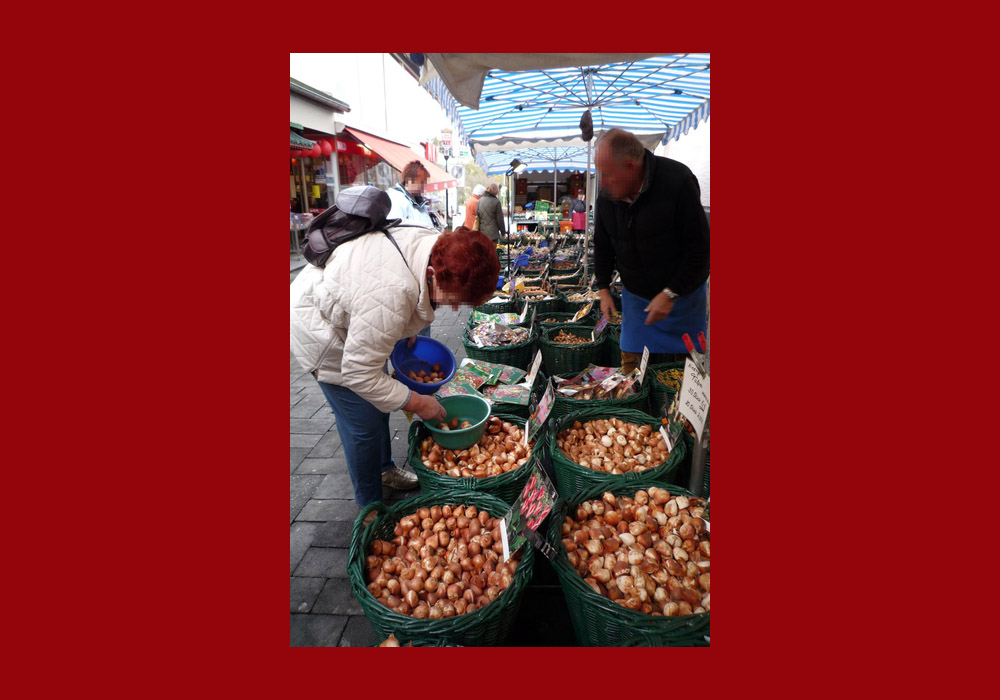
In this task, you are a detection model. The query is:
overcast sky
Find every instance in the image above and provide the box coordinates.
[290,53,456,151]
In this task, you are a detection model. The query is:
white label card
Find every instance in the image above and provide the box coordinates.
[518,301,529,324]
[499,516,511,561]
[528,308,537,338]
[523,349,543,389]
[637,347,650,385]
[659,425,674,451]
[678,357,710,441]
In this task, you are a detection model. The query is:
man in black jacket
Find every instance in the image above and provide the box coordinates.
[594,128,709,373]
[476,182,507,243]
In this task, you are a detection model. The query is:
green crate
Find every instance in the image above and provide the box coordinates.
[348,490,535,646]
[539,324,605,376]
[538,310,596,328]
[474,296,517,315]
[521,294,562,316]
[545,479,709,646]
[550,367,651,419]
[559,291,602,317]
[648,361,685,417]
[407,413,538,506]
[547,406,687,497]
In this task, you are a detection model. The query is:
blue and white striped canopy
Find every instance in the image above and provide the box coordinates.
[424,54,710,146]
[479,146,591,175]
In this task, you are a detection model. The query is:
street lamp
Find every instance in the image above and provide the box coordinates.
[503,159,528,282]
[443,147,452,230]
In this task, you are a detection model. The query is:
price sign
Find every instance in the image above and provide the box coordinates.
[678,357,710,441]
[500,463,559,561]
[571,302,593,323]
[528,307,537,338]
[637,346,650,384]
[659,424,674,451]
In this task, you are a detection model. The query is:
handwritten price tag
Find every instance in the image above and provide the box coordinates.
[571,302,593,323]
[637,346,650,384]
[678,357,710,441]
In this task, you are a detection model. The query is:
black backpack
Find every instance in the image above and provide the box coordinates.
[301,186,404,267]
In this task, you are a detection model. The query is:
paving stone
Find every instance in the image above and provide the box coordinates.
[312,578,363,615]
[311,519,354,547]
[307,431,344,459]
[290,613,348,647]
[290,376,315,388]
[290,396,329,419]
[291,433,322,449]
[290,447,311,474]
[291,476,323,522]
[293,546,351,578]
[296,499,360,522]
[290,576,326,613]
[290,522,318,573]
[338,615,378,647]
[294,455,348,476]
[312,471,357,500]
[291,416,336,434]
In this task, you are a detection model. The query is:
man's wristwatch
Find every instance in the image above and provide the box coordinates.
[662,287,679,300]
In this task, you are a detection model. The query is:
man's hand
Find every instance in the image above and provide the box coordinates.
[599,288,617,322]
[644,292,675,325]
[405,392,447,422]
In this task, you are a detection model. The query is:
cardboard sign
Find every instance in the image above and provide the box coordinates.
[500,463,559,562]
[637,346,651,385]
[591,316,609,342]
[518,300,530,324]
[678,357,710,441]
[571,302,593,323]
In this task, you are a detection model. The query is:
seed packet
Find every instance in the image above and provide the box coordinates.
[469,310,523,326]
[488,384,531,405]
[434,378,482,398]
[451,366,489,389]
[459,358,504,385]
[497,365,527,385]
[469,322,530,347]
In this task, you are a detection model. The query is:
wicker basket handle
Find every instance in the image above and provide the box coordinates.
[348,501,388,565]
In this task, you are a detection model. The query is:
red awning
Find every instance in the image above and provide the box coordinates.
[342,126,457,192]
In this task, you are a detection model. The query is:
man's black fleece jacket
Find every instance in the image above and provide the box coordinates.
[594,150,709,299]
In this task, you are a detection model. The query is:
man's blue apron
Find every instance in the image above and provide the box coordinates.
[619,283,708,354]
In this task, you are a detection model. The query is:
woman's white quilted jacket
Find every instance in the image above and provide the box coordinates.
[290,225,439,413]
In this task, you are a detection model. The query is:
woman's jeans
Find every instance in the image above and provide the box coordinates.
[315,379,397,507]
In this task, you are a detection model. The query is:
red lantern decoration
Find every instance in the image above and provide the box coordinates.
[310,143,322,158]
[320,139,333,156]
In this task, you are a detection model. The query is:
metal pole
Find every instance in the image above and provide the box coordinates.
[688,407,709,497]
[584,140,592,279]
[299,157,309,214]
[444,154,449,229]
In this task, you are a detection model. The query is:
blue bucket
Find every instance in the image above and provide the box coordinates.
[390,336,457,395]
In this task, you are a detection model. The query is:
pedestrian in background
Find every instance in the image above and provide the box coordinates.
[475,183,507,266]
[387,160,441,230]
[291,192,500,507]
[464,183,486,230]
[593,128,709,374]
[571,189,587,234]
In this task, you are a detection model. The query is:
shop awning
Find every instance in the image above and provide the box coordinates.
[291,128,316,150]
[471,131,665,174]
[342,126,457,192]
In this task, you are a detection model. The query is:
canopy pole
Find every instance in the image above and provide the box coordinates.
[584,140,592,280]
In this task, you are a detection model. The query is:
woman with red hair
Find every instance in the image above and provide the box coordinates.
[291,203,500,507]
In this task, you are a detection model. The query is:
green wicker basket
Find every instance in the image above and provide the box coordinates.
[560,291,602,317]
[370,637,464,647]
[648,361,685,417]
[539,324,605,376]
[407,413,538,505]
[550,368,651,419]
[621,631,710,647]
[547,406,687,497]
[548,268,583,286]
[348,490,535,647]
[521,294,562,316]
[545,479,709,646]
[462,325,538,370]
[475,295,517,315]
[538,310,596,328]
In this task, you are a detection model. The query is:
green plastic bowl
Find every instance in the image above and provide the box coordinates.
[422,395,491,450]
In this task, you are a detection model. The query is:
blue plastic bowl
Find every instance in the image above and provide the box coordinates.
[390,336,457,395]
